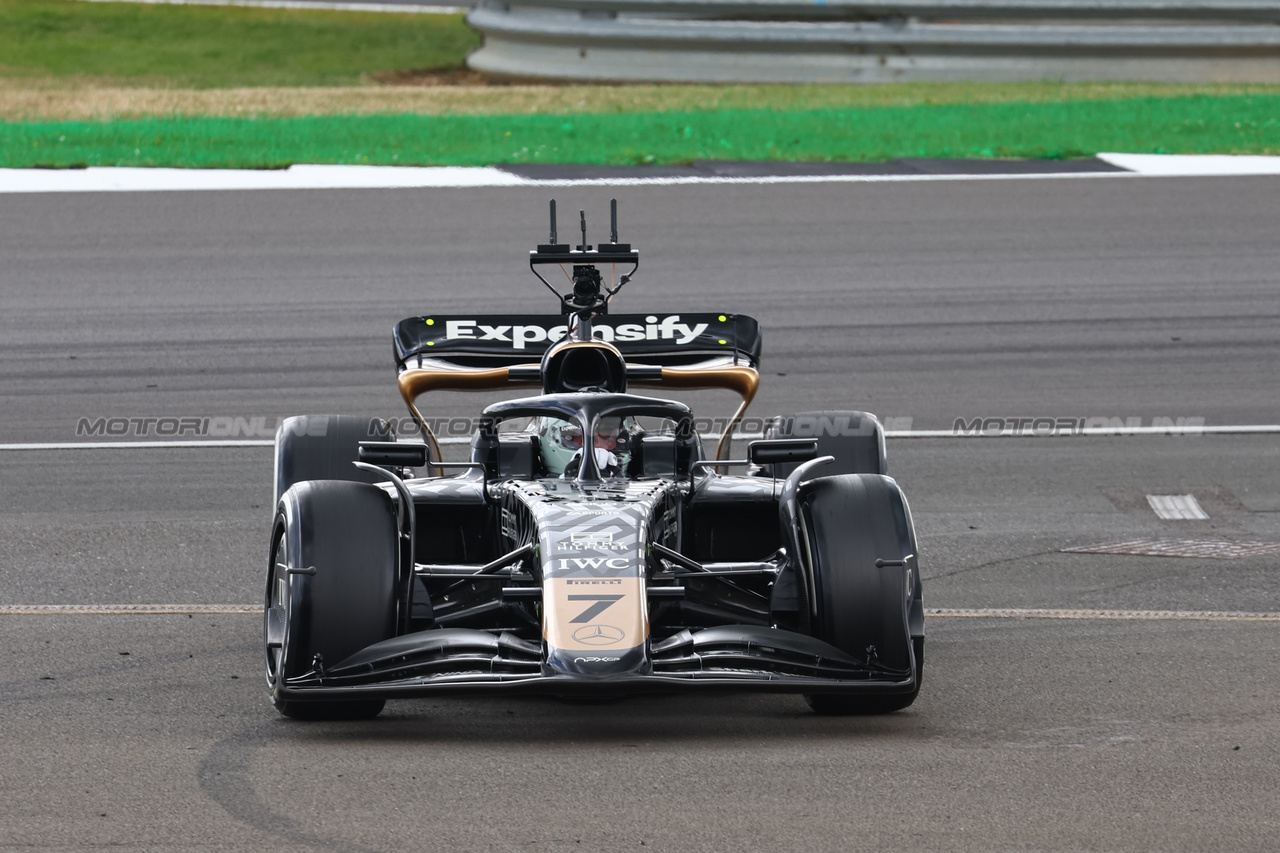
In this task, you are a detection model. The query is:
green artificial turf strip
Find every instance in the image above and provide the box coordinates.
[3,96,1278,168]
[0,0,478,87]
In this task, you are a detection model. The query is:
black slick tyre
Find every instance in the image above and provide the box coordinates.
[799,473,924,715]
[265,480,399,720]
[764,410,887,478]
[273,414,393,505]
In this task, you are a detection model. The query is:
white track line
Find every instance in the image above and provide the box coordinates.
[4,156,1280,194]
[0,440,274,451]
[0,167,1119,194]
[78,0,463,12]
[1097,153,1280,176]
[0,166,526,194]
[4,603,1276,621]
[4,424,1278,451]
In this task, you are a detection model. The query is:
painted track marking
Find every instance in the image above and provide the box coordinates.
[4,155,1280,195]
[1063,539,1280,560]
[1147,494,1210,520]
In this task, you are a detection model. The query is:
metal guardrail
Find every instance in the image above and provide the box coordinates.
[465,0,1280,82]
[478,0,1280,17]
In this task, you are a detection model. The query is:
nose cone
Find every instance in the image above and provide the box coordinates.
[534,493,656,680]
[545,640,648,677]
[542,575,650,678]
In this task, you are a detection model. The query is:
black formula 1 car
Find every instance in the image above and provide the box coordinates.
[265,201,923,719]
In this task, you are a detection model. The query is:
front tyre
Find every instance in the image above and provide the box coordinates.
[265,480,399,720]
[799,474,924,715]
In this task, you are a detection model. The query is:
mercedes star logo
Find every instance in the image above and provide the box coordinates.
[571,624,626,645]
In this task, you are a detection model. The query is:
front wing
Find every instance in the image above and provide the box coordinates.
[273,625,919,702]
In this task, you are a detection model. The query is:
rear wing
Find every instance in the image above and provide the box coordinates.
[394,313,761,371]
[393,312,762,461]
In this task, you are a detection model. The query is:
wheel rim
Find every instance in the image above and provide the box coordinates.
[264,527,289,688]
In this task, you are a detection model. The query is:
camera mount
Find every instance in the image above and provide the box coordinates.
[529,199,639,341]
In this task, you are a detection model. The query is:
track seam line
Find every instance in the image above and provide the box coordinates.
[3,604,1276,621]
[0,604,260,615]
[926,607,1280,622]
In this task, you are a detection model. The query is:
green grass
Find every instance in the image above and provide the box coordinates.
[0,0,479,87]
[2,0,1278,165]
[3,95,1278,167]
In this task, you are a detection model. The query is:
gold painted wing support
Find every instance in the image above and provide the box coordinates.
[397,360,759,462]
[627,364,760,461]
[398,364,541,462]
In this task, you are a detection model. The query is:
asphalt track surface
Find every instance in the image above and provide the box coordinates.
[2,176,1279,851]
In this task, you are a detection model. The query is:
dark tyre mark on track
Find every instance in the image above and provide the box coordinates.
[198,721,390,853]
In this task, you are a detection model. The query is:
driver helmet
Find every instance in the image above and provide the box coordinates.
[539,416,636,477]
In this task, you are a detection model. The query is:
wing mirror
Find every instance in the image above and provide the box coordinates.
[748,439,818,465]
[358,441,428,468]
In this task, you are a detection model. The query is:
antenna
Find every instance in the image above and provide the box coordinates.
[610,198,618,244]
[578,209,589,252]
[549,199,557,245]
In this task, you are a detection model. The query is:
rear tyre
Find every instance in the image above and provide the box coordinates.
[273,414,394,506]
[763,410,886,478]
[265,480,399,720]
[799,474,923,716]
